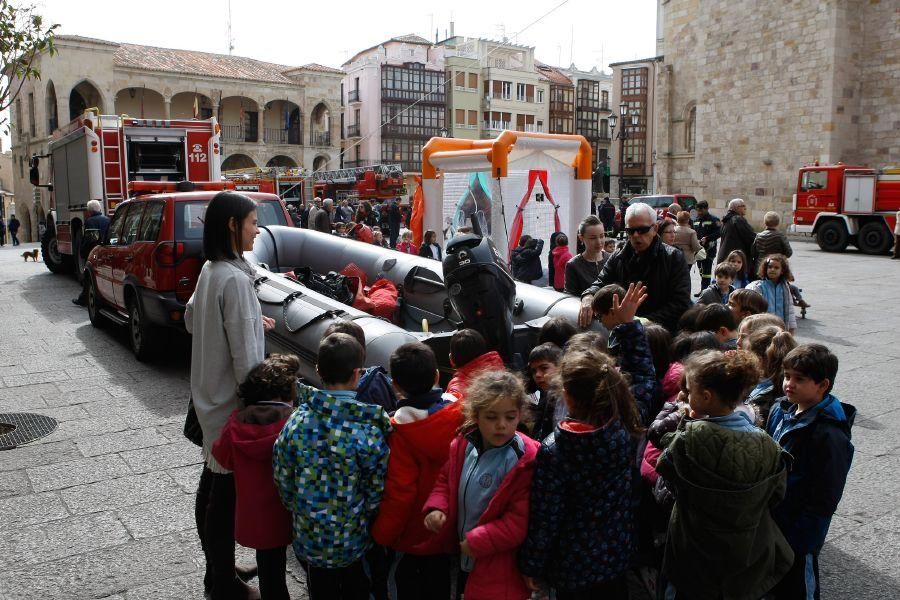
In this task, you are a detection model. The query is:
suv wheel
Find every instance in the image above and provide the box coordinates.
[86,276,105,328]
[128,298,157,362]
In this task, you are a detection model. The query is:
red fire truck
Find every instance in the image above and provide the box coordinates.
[29,109,226,278]
[792,163,900,254]
[312,164,405,203]
[224,167,305,207]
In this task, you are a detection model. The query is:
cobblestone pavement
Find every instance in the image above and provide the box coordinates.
[0,239,898,599]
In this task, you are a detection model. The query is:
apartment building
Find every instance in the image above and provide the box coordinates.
[341,35,447,173]
[609,57,662,197]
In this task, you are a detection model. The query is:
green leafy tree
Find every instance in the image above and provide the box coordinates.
[0,0,59,132]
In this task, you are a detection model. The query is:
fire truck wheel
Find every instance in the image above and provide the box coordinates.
[857,222,892,255]
[815,220,848,252]
[73,229,87,284]
[86,276,106,329]
[41,229,73,274]
[128,298,157,362]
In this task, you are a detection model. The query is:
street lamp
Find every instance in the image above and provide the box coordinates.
[608,101,640,198]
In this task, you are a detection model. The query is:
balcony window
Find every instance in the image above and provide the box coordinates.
[537,89,544,103]
[516,83,526,102]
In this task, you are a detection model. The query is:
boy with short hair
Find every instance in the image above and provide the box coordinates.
[371,342,460,598]
[767,344,855,600]
[528,342,564,441]
[273,333,391,600]
[727,288,769,325]
[694,303,739,348]
[590,283,628,332]
[324,320,397,412]
[445,329,504,401]
[697,262,736,305]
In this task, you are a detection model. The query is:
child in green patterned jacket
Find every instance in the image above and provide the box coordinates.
[273,333,391,600]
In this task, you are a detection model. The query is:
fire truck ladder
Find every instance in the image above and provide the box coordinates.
[311,163,402,184]
[101,125,124,203]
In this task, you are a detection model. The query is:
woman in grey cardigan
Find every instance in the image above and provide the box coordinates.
[185,191,274,599]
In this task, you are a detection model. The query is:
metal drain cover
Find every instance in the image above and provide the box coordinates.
[0,413,59,450]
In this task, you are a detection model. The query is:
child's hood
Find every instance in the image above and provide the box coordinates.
[772,393,856,438]
[551,245,571,258]
[391,400,462,460]
[223,408,292,461]
[455,351,505,380]
[300,383,391,431]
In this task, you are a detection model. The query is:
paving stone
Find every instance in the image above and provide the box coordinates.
[0,382,60,402]
[0,468,31,498]
[75,427,170,457]
[60,471,184,515]
[124,572,207,600]
[2,371,71,388]
[0,439,83,473]
[0,393,48,412]
[118,493,197,539]
[41,387,114,408]
[167,464,202,494]
[1,534,197,600]
[28,404,90,422]
[31,415,131,446]
[22,356,93,374]
[27,454,132,492]
[119,441,203,474]
[0,364,26,377]
[54,374,134,396]
[0,491,69,531]
[0,511,130,569]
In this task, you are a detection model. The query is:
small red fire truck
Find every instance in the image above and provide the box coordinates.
[312,164,406,203]
[30,109,226,278]
[224,167,305,207]
[792,163,900,254]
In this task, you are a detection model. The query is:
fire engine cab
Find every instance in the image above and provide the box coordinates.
[29,109,225,278]
[792,163,900,254]
[312,163,405,203]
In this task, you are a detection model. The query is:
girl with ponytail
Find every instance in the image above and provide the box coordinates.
[520,348,642,598]
[743,326,798,427]
[655,349,793,599]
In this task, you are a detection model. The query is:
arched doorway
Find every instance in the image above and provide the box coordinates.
[312,155,330,172]
[221,154,257,172]
[69,80,104,120]
[266,155,299,168]
[170,91,214,119]
[219,96,260,143]
[263,100,302,145]
[34,202,46,240]
[310,102,331,146]
[114,87,166,119]
[15,202,33,243]
[46,80,59,133]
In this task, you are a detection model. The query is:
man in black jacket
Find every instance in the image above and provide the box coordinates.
[715,198,757,270]
[578,202,691,332]
[693,200,721,291]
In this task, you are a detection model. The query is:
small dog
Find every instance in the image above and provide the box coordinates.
[21,249,40,262]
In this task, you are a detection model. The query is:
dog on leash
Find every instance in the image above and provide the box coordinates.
[21,249,40,262]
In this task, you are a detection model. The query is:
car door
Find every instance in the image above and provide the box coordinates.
[94,206,129,304]
[134,201,165,289]
[113,203,147,309]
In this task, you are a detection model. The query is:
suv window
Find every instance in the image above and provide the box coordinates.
[176,199,287,240]
[106,205,129,245]
[120,203,146,245]
[139,201,165,241]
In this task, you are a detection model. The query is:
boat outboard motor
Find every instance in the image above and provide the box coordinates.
[442,212,516,362]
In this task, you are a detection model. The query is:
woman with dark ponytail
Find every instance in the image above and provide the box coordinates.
[520,348,642,599]
[655,350,794,599]
[743,326,798,427]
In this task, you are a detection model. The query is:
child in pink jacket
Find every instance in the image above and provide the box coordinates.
[423,370,538,600]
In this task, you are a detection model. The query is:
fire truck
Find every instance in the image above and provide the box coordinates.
[312,163,405,203]
[792,163,900,254]
[224,167,305,207]
[29,109,226,278]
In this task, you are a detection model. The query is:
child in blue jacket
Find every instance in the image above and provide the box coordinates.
[767,343,855,600]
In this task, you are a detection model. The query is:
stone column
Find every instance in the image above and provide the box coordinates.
[163,99,171,119]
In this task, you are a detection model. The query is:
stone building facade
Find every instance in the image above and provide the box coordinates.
[653,0,900,225]
[8,35,342,241]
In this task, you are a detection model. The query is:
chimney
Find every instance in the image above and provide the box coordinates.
[435,28,439,43]
[450,21,455,37]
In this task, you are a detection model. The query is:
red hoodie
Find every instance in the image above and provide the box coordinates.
[212,404,294,549]
[423,432,539,600]
[552,245,573,290]
[371,399,463,553]
[445,351,505,402]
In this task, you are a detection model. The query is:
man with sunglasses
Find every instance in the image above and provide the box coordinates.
[578,202,691,332]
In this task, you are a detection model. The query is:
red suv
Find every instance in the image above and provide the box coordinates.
[84,191,291,360]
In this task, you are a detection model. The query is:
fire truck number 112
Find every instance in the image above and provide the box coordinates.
[190,144,207,163]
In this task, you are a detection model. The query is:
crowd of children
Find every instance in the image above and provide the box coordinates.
[207,269,853,600]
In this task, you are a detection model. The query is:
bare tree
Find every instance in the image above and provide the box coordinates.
[0,0,59,132]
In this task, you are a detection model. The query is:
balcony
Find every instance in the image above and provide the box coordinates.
[382,88,445,104]
[221,125,258,143]
[382,124,439,139]
[310,131,331,147]
[263,127,302,145]
[349,89,360,103]
[347,124,360,138]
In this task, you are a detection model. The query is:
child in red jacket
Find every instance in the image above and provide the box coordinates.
[371,342,462,599]
[445,329,505,402]
[551,234,573,292]
[212,354,298,600]
[423,370,538,600]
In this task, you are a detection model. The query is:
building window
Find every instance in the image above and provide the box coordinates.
[601,90,609,109]
[501,81,511,100]
[537,119,544,132]
[622,67,648,96]
[623,137,645,168]
[28,93,36,137]
[516,83,526,101]
[456,108,465,125]
[686,106,696,153]
[467,110,477,128]
[468,72,478,90]
[15,100,22,139]
[537,89,544,103]
[455,71,466,89]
